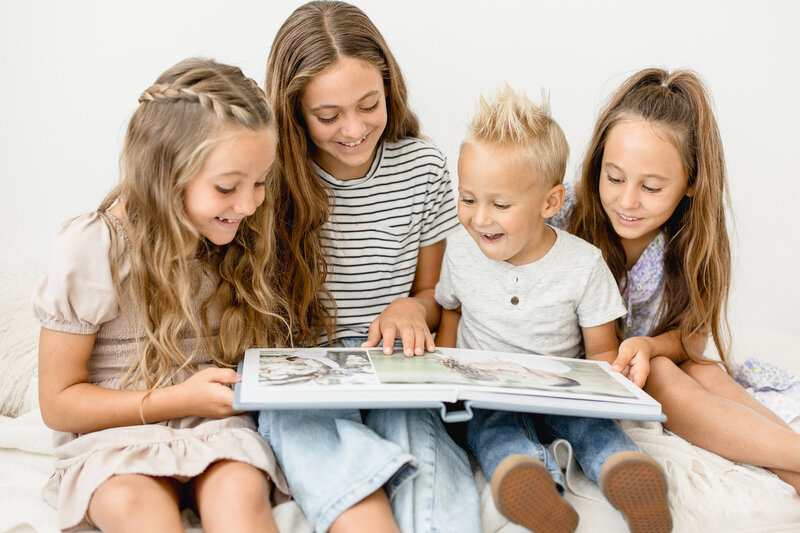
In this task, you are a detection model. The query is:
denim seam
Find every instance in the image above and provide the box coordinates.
[420,411,436,533]
[313,454,416,533]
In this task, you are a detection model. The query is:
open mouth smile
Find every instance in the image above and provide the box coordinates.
[338,133,368,148]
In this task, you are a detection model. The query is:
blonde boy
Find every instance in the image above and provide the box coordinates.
[434,86,672,533]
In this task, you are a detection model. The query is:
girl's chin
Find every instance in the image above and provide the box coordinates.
[613,224,662,245]
[614,226,645,240]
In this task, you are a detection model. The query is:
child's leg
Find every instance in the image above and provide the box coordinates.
[648,357,800,492]
[329,489,398,533]
[540,415,672,533]
[467,408,563,485]
[538,413,638,482]
[366,408,482,533]
[258,408,412,533]
[88,474,182,533]
[192,459,278,533]
[468,409,578,533]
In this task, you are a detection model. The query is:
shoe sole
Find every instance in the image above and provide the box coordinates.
[492,455,578,533]
[600,452,673,533]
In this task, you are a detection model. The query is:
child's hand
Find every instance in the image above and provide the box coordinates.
[362,297,434,357]
[178,367,242,418]
[611,336,653,388]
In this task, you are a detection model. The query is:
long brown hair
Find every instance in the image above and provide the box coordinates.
[100,57,290,389]
[265,0,420,345]
[571,68,731,365]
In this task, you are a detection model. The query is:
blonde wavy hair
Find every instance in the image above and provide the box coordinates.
[99,57,290,389]
[464,84,569,187]
[265,0,420,345]
[570,68,731,366]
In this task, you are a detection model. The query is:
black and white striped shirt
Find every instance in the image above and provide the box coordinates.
[315,139,459,342]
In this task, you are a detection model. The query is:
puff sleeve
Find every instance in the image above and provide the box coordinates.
[31,212,129,334]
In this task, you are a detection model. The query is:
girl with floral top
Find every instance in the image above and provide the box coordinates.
[551,67,800,493]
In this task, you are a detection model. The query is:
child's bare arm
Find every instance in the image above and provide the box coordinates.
[435,307,461,348]
[408,239,447,329]
[38,328,241,434]
[363,240,445,356]
[584,321,652,388]
[583,321,647,388]
[615,329,708,369]
[582,321,619,363]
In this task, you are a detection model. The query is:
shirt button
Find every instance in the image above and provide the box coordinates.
[510,296,519,305]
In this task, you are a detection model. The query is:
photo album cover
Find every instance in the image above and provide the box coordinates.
[233,347,665,422]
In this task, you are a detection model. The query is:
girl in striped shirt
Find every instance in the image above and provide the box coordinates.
[257,2,480,532]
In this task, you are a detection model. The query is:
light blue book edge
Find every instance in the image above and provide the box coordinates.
[232,349,667,423]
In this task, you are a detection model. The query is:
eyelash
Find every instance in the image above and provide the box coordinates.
[460,198,510,210]
[317,102,380,124]
[606,175,661,193]
[215,181,265,194]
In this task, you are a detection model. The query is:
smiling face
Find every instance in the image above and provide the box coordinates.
[598,119,691,262]
[457,141,562,266]
[183,127,276,245]
[299,56,388,180]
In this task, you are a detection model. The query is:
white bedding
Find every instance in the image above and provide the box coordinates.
[3,403,800,533]
[2,260,800,533]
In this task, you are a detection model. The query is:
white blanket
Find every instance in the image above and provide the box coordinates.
[3,407,800,533]
[2,260,800,532]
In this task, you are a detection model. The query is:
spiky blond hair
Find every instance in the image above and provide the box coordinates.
[464,84,569,187]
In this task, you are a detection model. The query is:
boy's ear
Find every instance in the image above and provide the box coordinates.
[542,184,565,218]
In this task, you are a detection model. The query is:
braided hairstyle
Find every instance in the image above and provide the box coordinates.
[99,58,290,390]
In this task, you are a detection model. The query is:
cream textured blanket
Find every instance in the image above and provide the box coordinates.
[2,258,800,532]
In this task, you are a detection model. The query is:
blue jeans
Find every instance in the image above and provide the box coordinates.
[258,338,481,533]
[467,408,641,492]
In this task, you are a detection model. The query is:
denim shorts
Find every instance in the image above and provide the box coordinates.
[258,337,481,533]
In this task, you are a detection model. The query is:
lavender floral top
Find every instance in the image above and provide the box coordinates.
[549,182,665,338]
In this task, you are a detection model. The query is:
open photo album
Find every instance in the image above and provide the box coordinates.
[233,347,665,422]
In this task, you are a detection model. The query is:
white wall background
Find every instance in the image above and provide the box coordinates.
[1,0,798,360]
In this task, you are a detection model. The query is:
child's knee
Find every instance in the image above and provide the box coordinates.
[681,359,726,383]
[645,356,683,395]
[201,461,271,508]
[90,474,178,524]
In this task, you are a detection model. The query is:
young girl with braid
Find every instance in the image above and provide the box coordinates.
[551,67,800,494]
[34,58,291,532]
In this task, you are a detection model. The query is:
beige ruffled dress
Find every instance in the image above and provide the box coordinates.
[31,212,288,531]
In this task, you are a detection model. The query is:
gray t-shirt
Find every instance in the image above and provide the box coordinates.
[435,225,626,358]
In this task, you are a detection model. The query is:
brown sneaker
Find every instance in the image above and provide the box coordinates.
[491,454,578,533]
[600,451,672,533]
